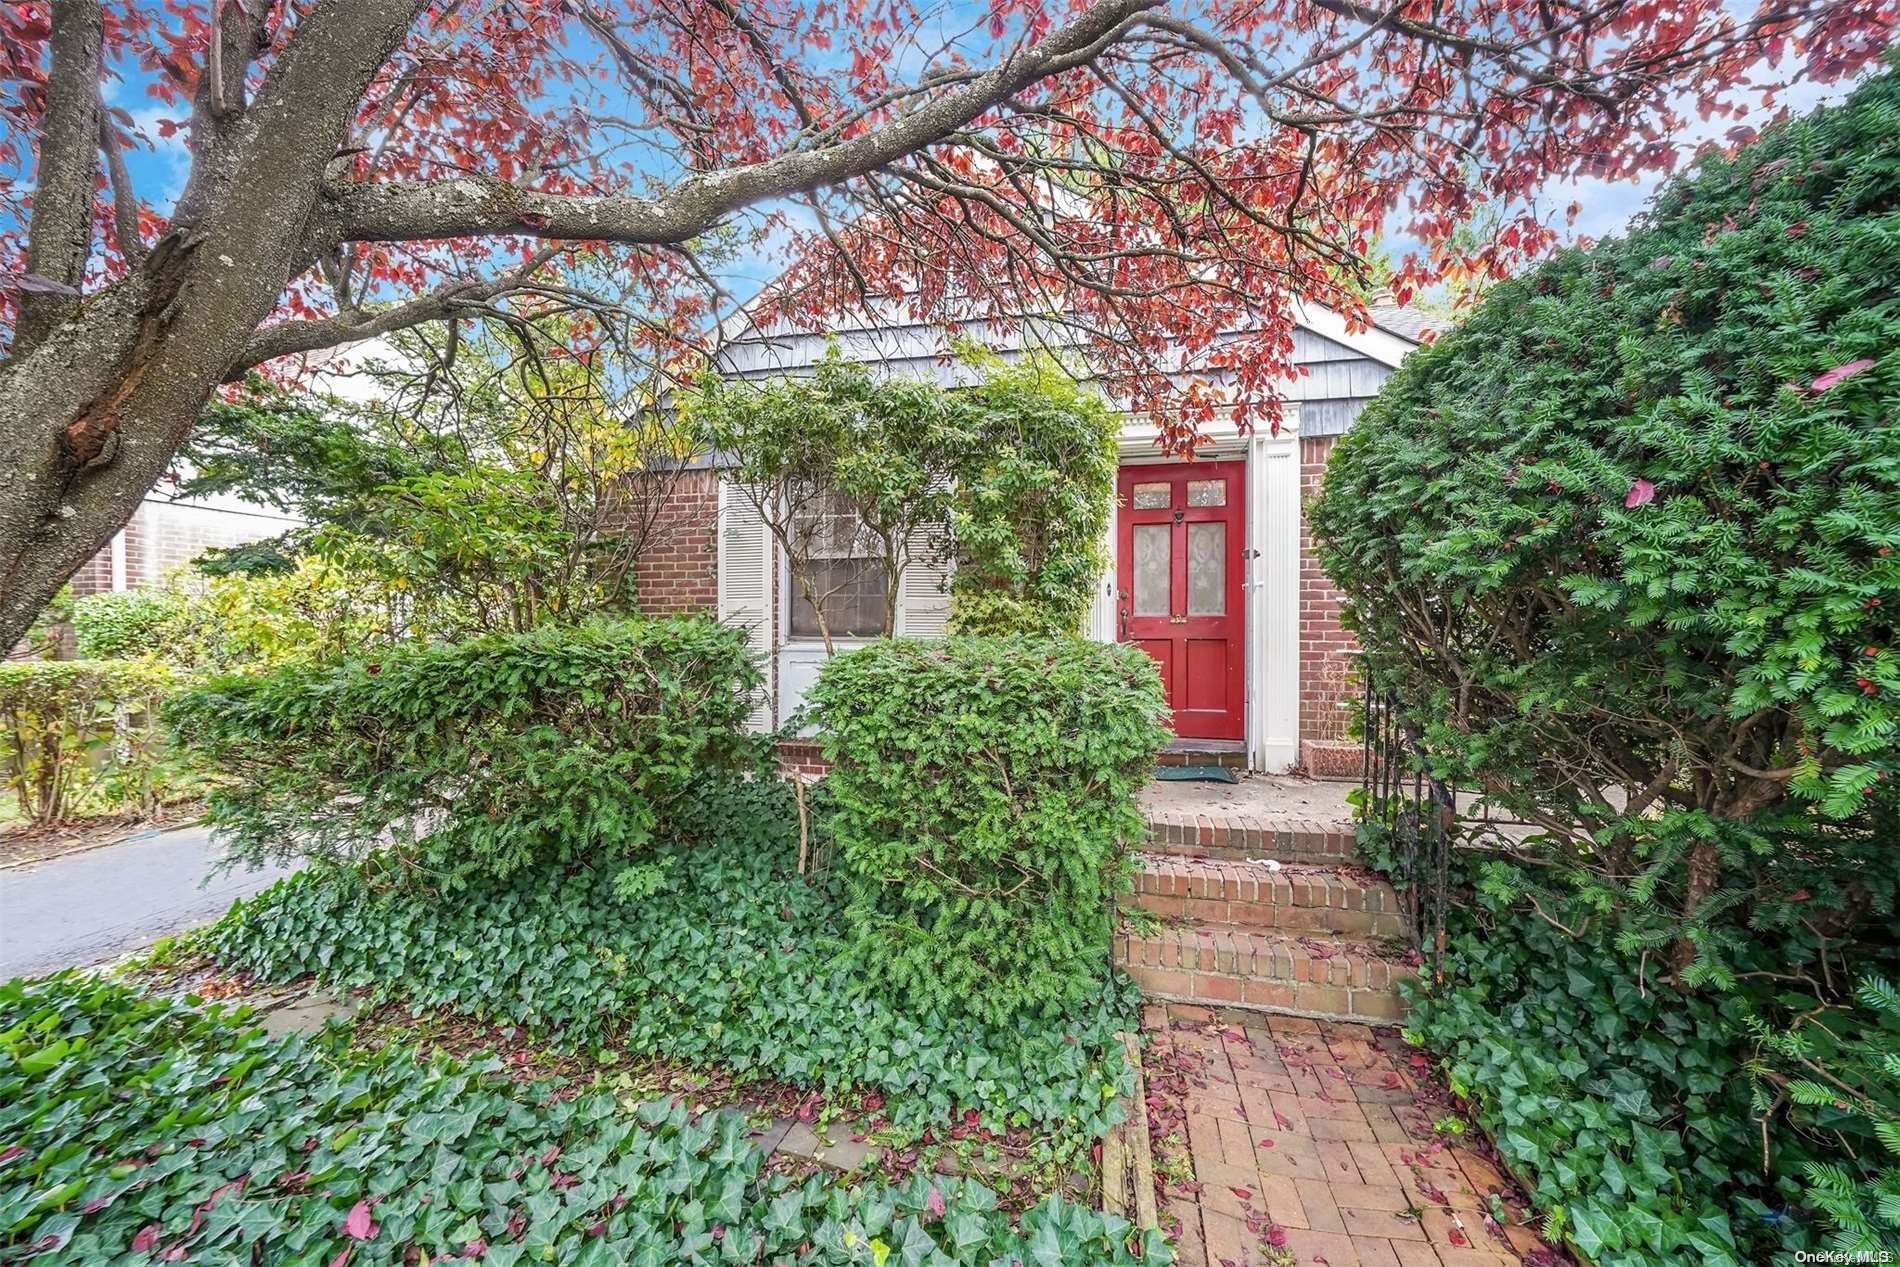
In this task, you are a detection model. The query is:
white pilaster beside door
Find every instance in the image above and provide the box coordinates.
[1249,430,1302,772]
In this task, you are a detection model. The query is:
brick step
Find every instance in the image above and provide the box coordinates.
[1114,926,1415,1025]
[1128,855,1405,939]
[1143,810,1360,866]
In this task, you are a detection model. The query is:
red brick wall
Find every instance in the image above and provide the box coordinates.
[776,739,829,779]
[68,546,114,598]
[143,508,253,576]
[1298,436,1360,773]
[628,469,720,616]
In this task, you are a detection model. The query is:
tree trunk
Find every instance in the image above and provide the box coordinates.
[0,0,432,649]
[1672,773,1787,972]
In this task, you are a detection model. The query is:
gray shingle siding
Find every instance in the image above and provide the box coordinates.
[709,318,1401,428]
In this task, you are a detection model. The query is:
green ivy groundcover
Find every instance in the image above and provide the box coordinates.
[0,974,1170,1266]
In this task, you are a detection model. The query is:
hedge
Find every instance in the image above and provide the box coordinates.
[807,636,1170,1023]
[69,590,189,661]
[1311,67,1900,967]
[165,617,761,887]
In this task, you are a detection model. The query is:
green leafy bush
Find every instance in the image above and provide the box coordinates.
[943,353,1119,636]
[167,618,760,886]
[0,660,181,824]
[204,780,1140,1170]
[1401,845,1900,1266]
[1313,72,1900,962]
[808,636,1169,1023]
[0,973,1167,1265]
[69,590,188,660]
[173,556,428,672]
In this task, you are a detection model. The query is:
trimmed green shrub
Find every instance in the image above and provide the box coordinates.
[0,659,179,824]
[1313,70,1900,967]
[166,617,760,887]
[807,636,1170,1023]
[70,589,188,660]
[204,779,1140,1170]
[0,973,1168,1265]
[943,353,1119,636]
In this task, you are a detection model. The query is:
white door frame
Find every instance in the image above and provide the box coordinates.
[1097,413,1302,770]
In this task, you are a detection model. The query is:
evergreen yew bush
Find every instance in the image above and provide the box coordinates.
[807,636,1169,1022]
[1317,71,1900,1262]
[1313,69,1900,965]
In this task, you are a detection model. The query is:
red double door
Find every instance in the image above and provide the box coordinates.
[1116,461,1246,741]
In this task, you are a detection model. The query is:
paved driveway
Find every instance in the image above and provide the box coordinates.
[0,825,291,979]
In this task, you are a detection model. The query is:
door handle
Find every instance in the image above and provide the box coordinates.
[1119,607,1129,638]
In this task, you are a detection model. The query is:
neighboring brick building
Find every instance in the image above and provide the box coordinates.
[634,298,1443,777]
[66,498,301,598]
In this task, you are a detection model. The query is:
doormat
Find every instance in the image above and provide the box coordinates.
[1153,764,1239,784]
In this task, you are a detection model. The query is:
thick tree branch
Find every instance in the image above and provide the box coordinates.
[17,0,105,349]
[326,0,1159,246]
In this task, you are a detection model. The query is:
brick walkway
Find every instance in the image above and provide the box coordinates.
[1142,1006,1561,1267]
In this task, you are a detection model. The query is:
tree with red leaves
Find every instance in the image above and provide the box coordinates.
[0,0,1892,646]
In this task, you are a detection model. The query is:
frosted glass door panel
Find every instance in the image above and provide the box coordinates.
[1187,521,1225,615]
[1133,524,1171,616]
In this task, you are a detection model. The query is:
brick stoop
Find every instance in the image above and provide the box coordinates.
[1114,925,1414,1025]
[1143,808,1360,866]
[1128,855,1405,940]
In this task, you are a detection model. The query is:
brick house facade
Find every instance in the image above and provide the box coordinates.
[1297,434,1362,777]
[628,469,722,617]
[633,300,1440,777]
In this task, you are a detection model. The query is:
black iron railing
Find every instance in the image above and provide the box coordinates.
[1359,689,1457,979]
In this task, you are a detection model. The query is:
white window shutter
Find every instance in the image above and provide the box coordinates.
[717,479,775,731]
[895,516,953,638]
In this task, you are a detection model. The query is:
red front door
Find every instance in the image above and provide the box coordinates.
[1116,461,1246,741]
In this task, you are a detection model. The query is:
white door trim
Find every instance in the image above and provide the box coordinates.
[1250,433,1302,772]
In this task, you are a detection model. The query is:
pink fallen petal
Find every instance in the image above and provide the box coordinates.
[342,1201,378,1241]
[1811,358,1875,393]
[131,1225,162,1253]
[926,1187,946,1219]
[1624,478,1656,509]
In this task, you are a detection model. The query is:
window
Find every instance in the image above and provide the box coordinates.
[788,491,889,639]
